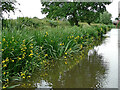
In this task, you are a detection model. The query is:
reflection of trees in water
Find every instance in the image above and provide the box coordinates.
[50,49,108,88]
[9,49,108,88]
[27,49,108,88]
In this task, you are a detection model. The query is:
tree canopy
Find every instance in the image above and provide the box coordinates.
[99,11,112,24]
[1,1,17,13]
[41,2,111,26]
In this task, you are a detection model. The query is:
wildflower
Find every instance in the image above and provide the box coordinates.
[65,52,67,55]
[22,54,25,57]
[43,60,46,63]
[5,57,9,62]
[75,37,77,39]
[3,86,6,89]
[69,48,71,51]
[46,32,48,35]
[31,39,33,41]
[72,36,74,38]
[12,60,14,62]
[60,43,62,46]
[22,76,25,79]
[64,56,67,59]
[81,45,83,49]
[40,47,42,50]
[30,50,33,53]
[2,49,4,51]
[23,40,25,43]
[3,72,6,75]
[30,43,33,46]
[60,43,64,46]
[2,38,5,42]
[30,46,33,49]
[22,44,25,47]
[21,48,23,51]
[2,60,5,63]
[28,84,31,86]
[0,42,1,44]
[6,79,9,82]
[22,48,25,51]
[65,62,67,64]
[21,73,25,76]
[81,37,83,39]
[12,39,14,41]
[3,64,7,67]
[27,76,31,78]
[18,57,22,60]
[29,53,33,57]
[40,62,43,64]
[45,54,48,57]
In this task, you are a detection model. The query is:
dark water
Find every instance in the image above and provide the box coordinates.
[9,29,118,88]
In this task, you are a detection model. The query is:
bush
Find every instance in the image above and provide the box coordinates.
[1,18,113,89]
[47,19,58,27]
[99,11,112,25]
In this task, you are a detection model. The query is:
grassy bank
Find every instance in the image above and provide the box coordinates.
[1,17,115,88]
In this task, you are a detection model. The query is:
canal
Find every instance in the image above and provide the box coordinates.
[9,29,118,88]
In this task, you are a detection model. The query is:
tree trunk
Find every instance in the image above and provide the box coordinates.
[75,20,79,26]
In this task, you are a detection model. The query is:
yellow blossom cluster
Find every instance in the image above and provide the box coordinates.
[60,43,64,46]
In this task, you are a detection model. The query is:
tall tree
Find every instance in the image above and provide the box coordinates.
[0,1,19,18]
[41,2,111,26]
[99,11,112,24]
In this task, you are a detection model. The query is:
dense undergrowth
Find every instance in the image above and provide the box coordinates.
[0,17,115,89]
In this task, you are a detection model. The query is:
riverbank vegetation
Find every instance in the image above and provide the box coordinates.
[1,17,115,88]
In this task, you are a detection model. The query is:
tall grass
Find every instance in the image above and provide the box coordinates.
[1,17,114,88]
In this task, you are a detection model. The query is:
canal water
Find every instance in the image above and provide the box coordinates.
[10,29,118,88]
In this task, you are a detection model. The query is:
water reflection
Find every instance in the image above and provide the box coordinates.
[50,50,108,88]
[20,49,108,88]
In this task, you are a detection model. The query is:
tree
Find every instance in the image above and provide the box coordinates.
[99,11,112,24]
[0,1,19,18]
[41,2,111,26]
[2,2,16,13]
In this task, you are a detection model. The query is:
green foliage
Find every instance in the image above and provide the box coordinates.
[99,11,112,24]
[41,2,111,26]
[1,18,114,88]
[2,17,40,29]
[1,1,17,14]
[47,19,58,27]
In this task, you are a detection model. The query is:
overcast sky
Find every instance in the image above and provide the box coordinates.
[3,0,120,20]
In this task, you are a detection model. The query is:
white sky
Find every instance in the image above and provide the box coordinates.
[3,0,120,20]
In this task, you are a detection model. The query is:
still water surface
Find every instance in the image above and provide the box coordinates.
[11,29,118,88]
